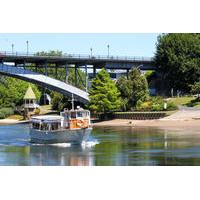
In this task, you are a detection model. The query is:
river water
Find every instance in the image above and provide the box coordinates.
[0,124,200,165]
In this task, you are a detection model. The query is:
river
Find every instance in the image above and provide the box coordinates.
[0,124,200,165]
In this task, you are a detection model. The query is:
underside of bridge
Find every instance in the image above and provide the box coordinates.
[0,63,89,103]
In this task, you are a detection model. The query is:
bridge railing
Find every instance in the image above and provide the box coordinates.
[0,51,153,62]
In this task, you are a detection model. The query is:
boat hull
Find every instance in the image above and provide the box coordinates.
[29,127,92,144]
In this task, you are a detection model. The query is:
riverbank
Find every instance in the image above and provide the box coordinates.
[93,118,200,128]
[0,119,29,125]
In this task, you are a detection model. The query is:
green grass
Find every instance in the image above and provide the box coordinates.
[193,103,200,108]
[167,96,195,106]
[40,104,52,110]
[7,115,24,121]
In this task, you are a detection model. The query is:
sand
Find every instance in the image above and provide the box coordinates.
[0,119,28,125]
[92,118,200,128]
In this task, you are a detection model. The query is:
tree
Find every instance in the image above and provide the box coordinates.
[116,68,149,110]
[88,68,121,113]
[154,33,200,95]
[0,76,41,108]
[190,82,200,99]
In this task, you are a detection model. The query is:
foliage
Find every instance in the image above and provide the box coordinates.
[166,101,179,111]
[116,68,149,111]
[51,92,68,111]
[154,33,200,95]
[168,96,195,106]
[7,115,24,120]
[34,108,40,115]
[88,68,121,113]
[144,70,155,82]
[186,98,200,107]
[136,96,178,111]
[0,77,41,109]
[190,82,200,97]
[0,107,14,119]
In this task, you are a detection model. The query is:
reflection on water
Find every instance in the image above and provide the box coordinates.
[1,124,200,165]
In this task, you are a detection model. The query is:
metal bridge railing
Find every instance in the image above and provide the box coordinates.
[0,51,153,62]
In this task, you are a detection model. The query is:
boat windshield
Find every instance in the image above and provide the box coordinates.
[62,110,90,119]
[32,121,61,131]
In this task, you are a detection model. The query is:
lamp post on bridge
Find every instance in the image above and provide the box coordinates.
[90,48,93,57]
[107,44,110,58]
[26,40,29,55]
[11,44,14,54]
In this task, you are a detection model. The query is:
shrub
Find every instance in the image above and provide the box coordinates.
[135,97,178,111]
[166,101,178,110]
[34,108,40,115]
[0,107,14,119]
[0,112,5,119]
[136,101,152,111]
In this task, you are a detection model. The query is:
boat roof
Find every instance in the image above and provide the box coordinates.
[31,115,63,122]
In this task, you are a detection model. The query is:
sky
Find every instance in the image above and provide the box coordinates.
[0,33,160,57]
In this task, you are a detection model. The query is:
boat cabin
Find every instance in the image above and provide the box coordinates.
[61,109,91,129]
[31,115,64,131]
[31,109,91,131]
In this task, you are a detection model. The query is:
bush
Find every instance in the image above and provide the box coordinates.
[136,101,152,111]
[0,112,5,119]
[135,97,178,111]
[166,101,178,110]
[0,107,14,119]
[34,108,40,115]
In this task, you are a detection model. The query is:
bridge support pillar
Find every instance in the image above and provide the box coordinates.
[93,66,96,78]
[45,63,48,76]
[65,64,68,83]
[85,64,88,92]
[23,61,26,70]
[127,69,129,79]
[55,64,58,79]
[75,64,78,86]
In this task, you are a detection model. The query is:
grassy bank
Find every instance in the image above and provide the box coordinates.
[168,96,195,106]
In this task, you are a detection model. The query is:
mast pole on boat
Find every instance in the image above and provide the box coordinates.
[71,94,74,110]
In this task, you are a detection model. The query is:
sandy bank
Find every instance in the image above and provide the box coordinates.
[92,118,200,128]
[0,119,29,125]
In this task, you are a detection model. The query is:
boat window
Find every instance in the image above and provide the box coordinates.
[77,111,83,118]
[51,122,60,131]
[71,112,76,119]
[40,123,49,131]
[32,122,40,130]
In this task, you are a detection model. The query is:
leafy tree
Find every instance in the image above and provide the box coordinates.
[116,68,149,110]
[0,76,41,108]
[88,68,121,113]
[190,82,200,99]
[154,33,200,95]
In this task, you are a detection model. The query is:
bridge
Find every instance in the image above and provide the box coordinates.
[0,51,155,103]
[0,63,89,103]
[0,51,154,70]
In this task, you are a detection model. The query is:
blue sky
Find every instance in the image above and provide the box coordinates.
[0,33,160,57]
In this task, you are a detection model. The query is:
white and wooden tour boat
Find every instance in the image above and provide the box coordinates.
[29,107,92,144]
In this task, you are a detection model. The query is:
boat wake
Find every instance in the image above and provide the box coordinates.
[81,139,99,148]
[31,139,99,148]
